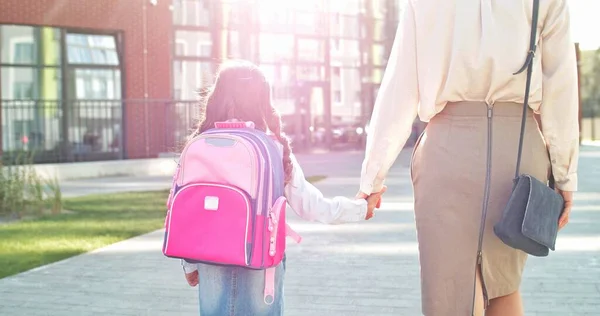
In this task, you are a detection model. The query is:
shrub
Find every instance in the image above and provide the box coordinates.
[0,152,62,219]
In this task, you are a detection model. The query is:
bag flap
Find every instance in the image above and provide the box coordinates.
[521,175,564,251]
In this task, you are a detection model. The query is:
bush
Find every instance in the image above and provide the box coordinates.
[0,152,62,219]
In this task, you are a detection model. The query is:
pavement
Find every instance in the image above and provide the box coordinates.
[0,147,599,315]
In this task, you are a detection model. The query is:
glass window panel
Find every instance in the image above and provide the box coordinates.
[1,26,61,65]
[259,34,294,63]
[172,61,213,100]
[66,33,119,65]
[332,15,359,38]
[373,68,384,84]
[106,50,119,65]
[297,38,325,62]
[173,61,183,99]
[371,0,387,19]
[295,12,325,35]
[227,31,241,58]
[297,65,326,81]
[260,64,293,85]
[372,44,386,66]
[1,79,62,153]
[290,0,327,12]
[69,68,121,100]
[223,1,253,28]
[66,69,123,154]
[373,19,385,41]
[173,0,211,26]
[258,4,294,32]
[1,25,37,65]
[175,31,212,57]
[331,40,359,68]
[2,67,38,100]
[1,100,60,152]
[91,49,106,64]
[226,31,257,60]
[330,0,361,14]
[68,100,122,154]
[1,66,62,100]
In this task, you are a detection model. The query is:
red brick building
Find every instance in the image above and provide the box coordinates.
[1,0,403,163]
[0,0,173,162]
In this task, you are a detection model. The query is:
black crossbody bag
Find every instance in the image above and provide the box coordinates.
[493,0,565,257]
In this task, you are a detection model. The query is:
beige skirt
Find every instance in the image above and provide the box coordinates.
[411,101,551,315]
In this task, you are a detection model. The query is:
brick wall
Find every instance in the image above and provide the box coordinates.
[0,0,173,159]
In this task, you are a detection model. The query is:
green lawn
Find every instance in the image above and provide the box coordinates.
[0,176,326,279]
[0,190,169,279]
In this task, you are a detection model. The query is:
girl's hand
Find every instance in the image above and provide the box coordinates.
[185,270,199,287]
[361,186,387,220]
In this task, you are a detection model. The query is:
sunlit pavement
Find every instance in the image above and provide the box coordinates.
[0,147,599,315]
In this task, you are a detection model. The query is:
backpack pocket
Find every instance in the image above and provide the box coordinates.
[163,183,255,266]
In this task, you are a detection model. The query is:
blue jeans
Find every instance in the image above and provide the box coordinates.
[197,257,286,316]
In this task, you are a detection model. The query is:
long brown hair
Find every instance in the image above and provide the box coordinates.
[192,60,293,184]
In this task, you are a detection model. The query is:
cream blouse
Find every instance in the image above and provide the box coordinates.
[360,0,579,194]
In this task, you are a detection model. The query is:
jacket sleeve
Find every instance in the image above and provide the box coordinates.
[284,155,368,225]
[182,260,197,273]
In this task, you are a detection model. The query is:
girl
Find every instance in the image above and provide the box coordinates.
[179,60,386,316]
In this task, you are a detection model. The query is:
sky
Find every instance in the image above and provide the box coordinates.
[567,0,599,50]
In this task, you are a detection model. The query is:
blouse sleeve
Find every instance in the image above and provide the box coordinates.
[359,0,420,195]
[539,0,579,191]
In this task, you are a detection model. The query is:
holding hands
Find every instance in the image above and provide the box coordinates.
[356,186,387,220]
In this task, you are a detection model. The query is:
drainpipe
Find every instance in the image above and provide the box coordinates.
[143,0,151,157]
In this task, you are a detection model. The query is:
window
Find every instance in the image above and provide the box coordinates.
[1,25,123,160]
[175,31,212,57]
[297,38,325,62]
[13,43,35,64]
[12,82,33,99]
[66,33,119,65]
[260,34,294,63]
[334,91,341,103]
[173,0,211,26]
[176,41,187,56]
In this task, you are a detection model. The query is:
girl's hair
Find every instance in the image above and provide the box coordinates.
[192,60,294,184]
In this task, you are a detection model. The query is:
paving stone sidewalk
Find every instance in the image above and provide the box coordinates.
[0,148,599,315]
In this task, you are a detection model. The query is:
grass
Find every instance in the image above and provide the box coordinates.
[0,190,169,279]
[0,176,327,279]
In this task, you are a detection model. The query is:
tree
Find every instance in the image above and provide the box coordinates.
[581,48,600,118]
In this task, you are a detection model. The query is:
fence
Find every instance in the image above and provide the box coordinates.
[0,99,200,164]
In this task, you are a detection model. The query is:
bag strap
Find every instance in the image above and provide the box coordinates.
[513,0,541,181]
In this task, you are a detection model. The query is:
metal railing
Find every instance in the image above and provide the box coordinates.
[0,99,200,164]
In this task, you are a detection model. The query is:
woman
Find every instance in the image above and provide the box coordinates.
[358,0,578,315]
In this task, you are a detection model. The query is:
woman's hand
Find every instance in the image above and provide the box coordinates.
[185,270,199,287]
[557,189,573,230]
[357,186,387,220]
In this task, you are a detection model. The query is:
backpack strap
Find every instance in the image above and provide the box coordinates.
[264,268,276,305]
[263,224,301,305]
[286,223,302,243]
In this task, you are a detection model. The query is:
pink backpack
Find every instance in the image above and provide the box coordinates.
[162,121,301,305]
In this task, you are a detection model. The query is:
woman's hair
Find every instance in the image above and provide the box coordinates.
[192,60,293,184]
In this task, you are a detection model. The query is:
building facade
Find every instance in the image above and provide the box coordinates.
[173,0,400,150]
[0,0,172,163]
[0,0,399,163]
